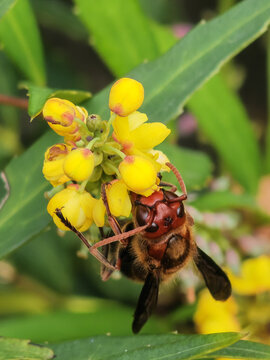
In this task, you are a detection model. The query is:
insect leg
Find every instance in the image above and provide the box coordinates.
[54,208,115,271]
[101,183,122,237]
[159,181,177,193]
[91,223,148,251]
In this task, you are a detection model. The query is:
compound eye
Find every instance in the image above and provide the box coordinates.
[136,205,149,226]
[177,203,185,218]
[146,222,159,233]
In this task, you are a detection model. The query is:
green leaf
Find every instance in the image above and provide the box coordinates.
[0,53,19,130]
[188,75,261,193]
[51,333,241,360]
[22,83,92,119]
[74,0,177,76]
[0,0,16,19]
[0,0,46,85]
[190,190,257,212]
[73,0,262,192]
[32,0,88,42]
[85,0,270,125]
[0,131,59,259]
[0,171,9,210]
[74,0,161,76]
[148,18,177,55]
[157,142,213,190]
[0,305,167,342]
[11,228,75,293]
[205,339,270,360]
[0,338,54,360]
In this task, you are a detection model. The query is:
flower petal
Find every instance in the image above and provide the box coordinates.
[130,123,171,150]
[92,198,106,227]
[107,180,132,217]
[119,155,158,196]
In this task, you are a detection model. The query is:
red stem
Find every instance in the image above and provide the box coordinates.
[0,94,28,109]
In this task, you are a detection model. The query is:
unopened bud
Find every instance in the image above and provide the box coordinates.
[109,78,144,117]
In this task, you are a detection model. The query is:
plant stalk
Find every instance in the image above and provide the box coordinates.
[0,94,28,109]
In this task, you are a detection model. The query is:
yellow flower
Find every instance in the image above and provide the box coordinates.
[194,289,240,334]
[43,98,87,142]
[42,143,71,187]
[109,78,144,117]
[227,256,270,295]
[92,198,106,227]
[47,184,96,231]
[112,111,171,156]
[119,155,159,196]
[106,180,132,217]
[63,148,95,182]
[91,180,132,227]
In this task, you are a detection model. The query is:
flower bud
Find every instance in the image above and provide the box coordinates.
[47,184,95,231]
[42,143,71,186]
[109,78,144,117]
[43,98,86,141]
[106,180,132,217]
[63,148,95,182]
[119,155,158,196]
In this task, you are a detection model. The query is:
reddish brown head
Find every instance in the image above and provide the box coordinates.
[132,190,187,238]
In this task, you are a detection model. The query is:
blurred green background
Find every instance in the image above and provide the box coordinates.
[0,0,270,352]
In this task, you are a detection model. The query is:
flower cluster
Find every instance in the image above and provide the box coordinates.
[42,78,171,232]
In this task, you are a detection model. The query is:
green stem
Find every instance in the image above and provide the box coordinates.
[103,144,126,159]
[105,162,121,178]
[74,117,88,132]
[79,179,89,193]
[265,29,270,173]
[86,137,100,150]
[107,112,116,127]
[45,184,64,199]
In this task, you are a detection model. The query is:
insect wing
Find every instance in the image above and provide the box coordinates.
[194,247,231,301]
[132,271,160,334]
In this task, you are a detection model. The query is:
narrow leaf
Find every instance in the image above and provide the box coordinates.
[0,306,167,342]
[22,83,92,118]
[0,0,46,85]
[188,75,261,193]
[74,0,161,76]
[205,339,270,360]
[0,171,9,210]
[85,0,270,127]
[0,338,54,360]
[73,0,262,192]
[190,190,256,212]
[0,53,19,129]
[0,132,59,259]
[0,0,16,19]
[32,0,88,42]
[51,333,241,360]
